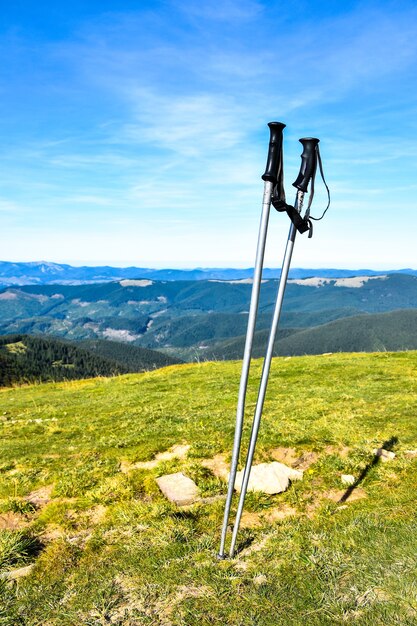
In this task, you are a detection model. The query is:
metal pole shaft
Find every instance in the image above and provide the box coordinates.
[229,192,303,557]
[218,181,274,558]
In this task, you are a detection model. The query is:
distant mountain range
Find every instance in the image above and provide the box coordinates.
[1,273,417,361]
[1,260,416,286]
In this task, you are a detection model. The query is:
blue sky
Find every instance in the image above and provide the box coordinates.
[0,0,416,269]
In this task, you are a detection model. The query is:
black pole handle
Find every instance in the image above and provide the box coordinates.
[292,137,320,192]
[261,121,286,184]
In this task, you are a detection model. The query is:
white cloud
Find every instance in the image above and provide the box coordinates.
[1,1,417,266]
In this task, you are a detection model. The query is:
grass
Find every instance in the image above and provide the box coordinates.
[0,529,40,570]
[0,351,416,624]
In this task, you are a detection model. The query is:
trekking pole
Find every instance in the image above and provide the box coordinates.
[217,122,286,559]
[228,137,321,558]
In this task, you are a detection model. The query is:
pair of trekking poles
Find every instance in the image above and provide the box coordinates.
[218,122,330,559]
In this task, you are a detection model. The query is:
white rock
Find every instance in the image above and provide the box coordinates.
[341,474,356,486]
[2,564,34,580]
[286,466,304,481]
[374,448,395,462]
[405,450,417,458]
[233,462,303,495]
[156,472,199,506]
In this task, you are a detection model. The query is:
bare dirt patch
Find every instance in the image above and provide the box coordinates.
[269,447,319,469]
[25,485,54,508]
[293,451,319,470]
[324,445,351,458]
[40,527,92,547]
[86,505,107,525]
[270,447,299,466]
[155,444,190,462]
[240,511,262,529]
[198,494,226,505]
[305,486,367,517]
[0,511,28,530]
[201,454,229,480]
[153,585,213,626]
[263,505,297,523]
[237,534,272,560]
[40,527,66,542]
[121,444,190,472]
[323,488,367,503]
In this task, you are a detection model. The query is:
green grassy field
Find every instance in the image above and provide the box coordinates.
[0,352,416,625]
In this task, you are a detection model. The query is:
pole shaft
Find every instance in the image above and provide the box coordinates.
[229,192,302,557]
[218,181,274,558]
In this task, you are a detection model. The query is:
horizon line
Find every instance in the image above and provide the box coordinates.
[0,260,416,272]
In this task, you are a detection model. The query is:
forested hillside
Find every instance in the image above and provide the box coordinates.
[272,309,417,356]
[0,335,180,386]
[205,309,417,360]
[79,338,182,371]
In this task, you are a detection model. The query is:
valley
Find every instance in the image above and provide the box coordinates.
[0,273,417,362]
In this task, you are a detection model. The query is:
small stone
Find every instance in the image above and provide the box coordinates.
[234,462,303,495]
[374,448,395,462]
[2,564,34,580]
[405,450,417,458]
[156,472,199,506]
[341,474,356,486]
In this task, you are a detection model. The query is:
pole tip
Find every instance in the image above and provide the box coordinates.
[216,552,227,560]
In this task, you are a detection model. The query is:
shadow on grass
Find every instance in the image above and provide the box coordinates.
[339,435,398,503]
[171,510,198,521]
[26,534,45,560]
[234,536,254,556]
[228,437,399,556]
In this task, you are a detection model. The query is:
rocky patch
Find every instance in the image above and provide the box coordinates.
[0,511,28,530]
[374,448,396,462]
[121,444,190,472]
[201,454,229,480]
[25,484,54,508]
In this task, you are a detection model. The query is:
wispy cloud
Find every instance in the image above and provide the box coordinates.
[0,199,29,214]
[0,0,416,266]
[123,90,247,156]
